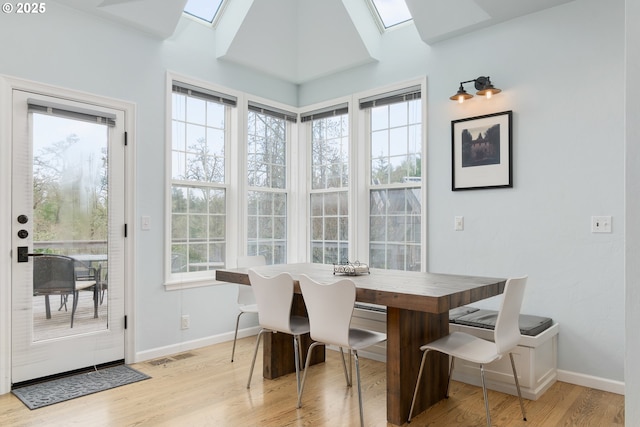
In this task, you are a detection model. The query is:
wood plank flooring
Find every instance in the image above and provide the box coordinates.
[0,336,624,426]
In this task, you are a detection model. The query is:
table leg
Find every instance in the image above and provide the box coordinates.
[386,307,449,425]
[262,293,325,379]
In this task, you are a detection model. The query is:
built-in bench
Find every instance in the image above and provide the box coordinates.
[448,306,558,400]
[350,303,559,400]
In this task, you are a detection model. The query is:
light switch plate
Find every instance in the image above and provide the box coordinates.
[454,216,464,231]
[591,216,611,233]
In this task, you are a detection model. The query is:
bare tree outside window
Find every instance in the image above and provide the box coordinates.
[32,115,108,252]
[247,110,288,264]
[171,88,228,273]
[309,112,349,264]
[368,97,422,271]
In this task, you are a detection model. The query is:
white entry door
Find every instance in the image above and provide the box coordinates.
[11,90,126,383]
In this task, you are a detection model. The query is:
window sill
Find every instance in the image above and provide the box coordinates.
[163,275,227,291]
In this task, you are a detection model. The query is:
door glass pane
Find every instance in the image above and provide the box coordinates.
[31,113,109,341]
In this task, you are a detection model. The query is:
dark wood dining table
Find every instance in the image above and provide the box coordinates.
[216,262,506,426]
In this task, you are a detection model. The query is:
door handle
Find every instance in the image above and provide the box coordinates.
[17,247,42,263]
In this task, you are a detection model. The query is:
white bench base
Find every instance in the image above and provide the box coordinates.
[350,305,559,401]
[448,322,559,400]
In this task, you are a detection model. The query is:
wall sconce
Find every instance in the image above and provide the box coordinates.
[450,76,501,103]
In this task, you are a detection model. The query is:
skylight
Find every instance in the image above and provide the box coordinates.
[371,0,412,29]
[183,0,224,24]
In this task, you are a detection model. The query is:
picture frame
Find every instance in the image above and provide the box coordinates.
[451,110,513,191]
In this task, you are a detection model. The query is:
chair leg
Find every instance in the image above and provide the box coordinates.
[480,364,491,427]
[71,291,80,328]
[509,352,528,421]
[231,311,244,362]
[297,341,322,408]
[407,349,430,423]
[446,356,455,398]
[93,287,99,318]
[293,334,302,396]
[338,347,351,386]
[44,295,52,319]
[353,350,364,427]
[348,351,353,388]
[247,329,265,389]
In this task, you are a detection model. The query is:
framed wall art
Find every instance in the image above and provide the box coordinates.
[451,110,513,191]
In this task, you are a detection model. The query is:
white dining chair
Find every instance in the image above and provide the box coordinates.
[246,269,310,397]
[407,276,529,427]
[296,274,387,427]
[230,255,266,362]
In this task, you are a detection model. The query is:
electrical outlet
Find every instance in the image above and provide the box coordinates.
[591,216,612,233]
[454,216,464,231]
[141,215,151,231]
[181,315,190,329]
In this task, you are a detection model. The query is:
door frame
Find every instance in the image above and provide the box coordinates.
[0,75,137,394]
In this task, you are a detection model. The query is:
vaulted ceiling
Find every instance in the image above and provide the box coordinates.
[53,0,574,84]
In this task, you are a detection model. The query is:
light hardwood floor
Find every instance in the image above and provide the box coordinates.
[0,336,624,426]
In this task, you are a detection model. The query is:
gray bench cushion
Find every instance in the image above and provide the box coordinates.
[452,308,553,336]
[449,306,480,321]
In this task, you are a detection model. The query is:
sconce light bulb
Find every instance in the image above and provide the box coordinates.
[485,90,492,99]
[458,95,465,103]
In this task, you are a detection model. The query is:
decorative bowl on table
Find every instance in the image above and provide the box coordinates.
[333,260,370,276]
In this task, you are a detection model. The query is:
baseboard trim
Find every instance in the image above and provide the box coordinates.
[557,369,625,395]
[134,332,625,398]
[134,326,261,363]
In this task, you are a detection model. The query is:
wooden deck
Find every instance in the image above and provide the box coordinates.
[32,290,108,341]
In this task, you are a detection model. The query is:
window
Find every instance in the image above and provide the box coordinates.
[183,0,225,24]
[246,102,295,264]
[361,86,422,271]
[369,0,412,29]
[302,105,350,265]
[170,82,236,276]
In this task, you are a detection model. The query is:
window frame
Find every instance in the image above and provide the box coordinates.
[302,102,351,265]
[299,78,426,271]
[245,97,297,265]
[165,72,241,289]
[163,75,426,290]
[354,78,427,271]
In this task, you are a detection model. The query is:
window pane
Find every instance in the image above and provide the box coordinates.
[311,217,323,240]
[172,93,186,121]
[308,110,349,264]
[207,101,225,127]
[209,215,225,239]
[389,127,407,156]
[189,215,207,240]
[371,106,388,131]
[171,83,230,275]
[389,102,408,127]
[184,0,224,23]
[371,0,412,29]
[188,188,207,213]
[172,214,187,239]
[368,94,421,271]
[246,107,289,264]
[247,110,287,190]
[310,193,323,216]
[186,97,206,125]
[173,121,186,151]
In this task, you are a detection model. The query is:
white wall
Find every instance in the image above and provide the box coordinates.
[0,3,298,356]
[0,0,630,393]
[302,0,627,387]
[625,0,640,421]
